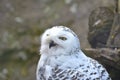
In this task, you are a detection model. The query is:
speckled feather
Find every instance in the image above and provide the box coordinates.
[36,26,111,80]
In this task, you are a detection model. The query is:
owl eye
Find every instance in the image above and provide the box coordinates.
[46,34,50,36]
[59,36,67,41]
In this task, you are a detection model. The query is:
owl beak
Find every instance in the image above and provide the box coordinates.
[49,41,57,48]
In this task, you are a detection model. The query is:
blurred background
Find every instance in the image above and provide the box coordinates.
[0,0,116,80]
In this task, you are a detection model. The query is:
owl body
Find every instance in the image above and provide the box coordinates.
[36,26,111,80]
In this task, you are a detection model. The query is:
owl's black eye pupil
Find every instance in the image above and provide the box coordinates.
[59,37,67,40]
[46,34,49,36]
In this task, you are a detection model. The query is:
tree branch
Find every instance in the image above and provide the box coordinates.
[82,48,120,70]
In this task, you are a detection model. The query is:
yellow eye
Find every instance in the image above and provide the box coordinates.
[59,37,67,40]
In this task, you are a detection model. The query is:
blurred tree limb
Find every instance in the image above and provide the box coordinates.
[106,0,120,48]
[83,48,120,70]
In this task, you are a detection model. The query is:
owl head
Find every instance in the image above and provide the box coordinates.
[40,26,80,56]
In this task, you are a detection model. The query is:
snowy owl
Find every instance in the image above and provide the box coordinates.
[36,26,111,80]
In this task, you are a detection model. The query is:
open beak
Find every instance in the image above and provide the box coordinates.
[49,41,57,48]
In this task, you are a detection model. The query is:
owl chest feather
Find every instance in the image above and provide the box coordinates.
[40,52,88,71]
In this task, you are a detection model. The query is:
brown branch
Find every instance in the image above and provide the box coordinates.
[82,48,120,70]
[115,0,118,13]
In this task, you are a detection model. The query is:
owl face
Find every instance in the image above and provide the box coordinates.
[40,26,80,55]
